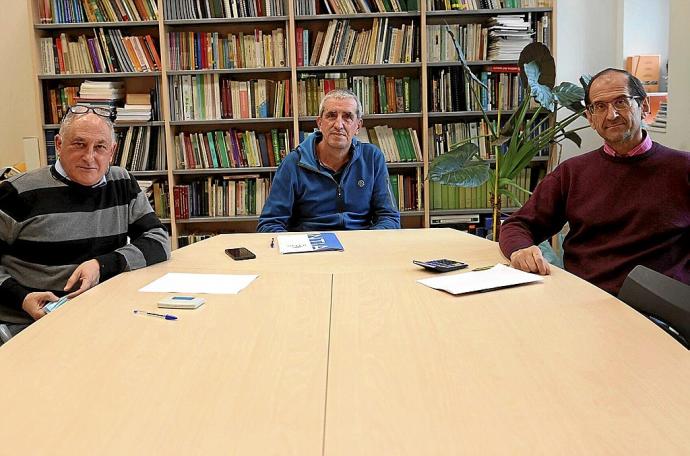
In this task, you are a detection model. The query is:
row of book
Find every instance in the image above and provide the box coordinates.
[426,0,551,10]
[429,120,550,161]
[297,18,419,67]
[320,0,418,15]
[178,233,214,247]
[429,66,525,113]
[427,23,487,63]
[358,126,422,163]
[298,74,420,116]
[37,0,158,23]
[174,129,292,169]
[45,85,79,124]
[40,29,161,75]
[389,170,422,212]
[140,180,170,219]
[166,29,287,71]
[113,126,166,171]
[170,75,291,120]
[296,0,418,14]
[164,0,285,19]
[173,177,271,218]
[429,167,539,210]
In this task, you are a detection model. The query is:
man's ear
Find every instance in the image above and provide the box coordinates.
[640,97,651,119]
[55,135,62,156]
[584,110,595,128]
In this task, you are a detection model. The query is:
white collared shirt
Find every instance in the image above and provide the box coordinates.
[55,159,107,188]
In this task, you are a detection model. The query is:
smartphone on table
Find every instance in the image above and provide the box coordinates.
[225,247,256,260]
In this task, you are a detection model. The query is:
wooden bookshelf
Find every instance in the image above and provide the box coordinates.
[28,0,555,248]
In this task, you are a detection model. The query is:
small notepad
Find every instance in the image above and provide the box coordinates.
[277,233,344,254]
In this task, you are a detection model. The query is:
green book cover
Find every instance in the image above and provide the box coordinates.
[271,129,281,166]
[215,131,230,168]
[389,175,400,210]
[206,132,219,168]
[432,181,442,209]
[377,75,388,113]
[409,77,420,112]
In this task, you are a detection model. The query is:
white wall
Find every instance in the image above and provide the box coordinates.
[622,0,669,91]
[665,0,690,151]
[555,0,622,160]
[0,2,41,167]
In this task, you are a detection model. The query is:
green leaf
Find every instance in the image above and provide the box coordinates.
[553,82,585,111]
[580,74,592,90]
[524,61,556,112]
[444,25,489,90]
[563,130,582,147]
[428,143,490,187]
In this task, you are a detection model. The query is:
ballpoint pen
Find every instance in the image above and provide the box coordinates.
[133,310,178,321]
[270,238,275,248]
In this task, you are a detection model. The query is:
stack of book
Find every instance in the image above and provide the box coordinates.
[486,15,533,61]
[116,93,152,123]
[77,80,124,111]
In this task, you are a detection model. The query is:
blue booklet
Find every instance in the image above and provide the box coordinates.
[277,233,344,254]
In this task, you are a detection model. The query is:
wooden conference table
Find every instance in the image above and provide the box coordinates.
[0,229,689,454]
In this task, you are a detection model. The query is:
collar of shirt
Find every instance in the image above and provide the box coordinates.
[603,130,652,157]
[55,160,107,188]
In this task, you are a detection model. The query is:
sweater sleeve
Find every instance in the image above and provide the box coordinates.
[257,154,299,233]
[369,149,401,230]
[499,169,568,259]
[95,174,170,280]
[0,181,30,310]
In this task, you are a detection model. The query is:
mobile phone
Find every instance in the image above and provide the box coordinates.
[413,259,468,273]
[225,247,256,260]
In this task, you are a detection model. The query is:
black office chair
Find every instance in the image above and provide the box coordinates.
[618,265,690,349]
[0,307,32,347]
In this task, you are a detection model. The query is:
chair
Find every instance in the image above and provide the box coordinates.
[0,306,32,347]
[618,265,690,349]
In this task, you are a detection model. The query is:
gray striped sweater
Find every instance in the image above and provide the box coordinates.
[0,165,170,320]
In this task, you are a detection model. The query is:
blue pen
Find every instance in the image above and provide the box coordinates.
[133,310,177,321]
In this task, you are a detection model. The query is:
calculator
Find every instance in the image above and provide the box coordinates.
[413,259,468,273]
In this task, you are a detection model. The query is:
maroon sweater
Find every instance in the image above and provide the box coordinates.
[499,142,690,294]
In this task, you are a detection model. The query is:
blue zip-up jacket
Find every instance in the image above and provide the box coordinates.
[257,132,400,232]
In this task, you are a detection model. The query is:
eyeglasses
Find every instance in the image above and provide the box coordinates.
[587,96,641,115]
[66,105,116,121]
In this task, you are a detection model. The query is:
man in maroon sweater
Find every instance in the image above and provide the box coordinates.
[499,68,690,294]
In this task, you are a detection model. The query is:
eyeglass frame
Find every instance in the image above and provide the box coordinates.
[586,95,642,116]
[63,105,116,122]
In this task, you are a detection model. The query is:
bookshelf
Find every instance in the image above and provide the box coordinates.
[28,0,555,248]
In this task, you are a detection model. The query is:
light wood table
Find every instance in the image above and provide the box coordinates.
[0,229,688,454]
[0,266,332,455]
[326,266,690,455]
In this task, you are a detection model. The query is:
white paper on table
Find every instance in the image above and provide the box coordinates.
[417,264,543,295]
[139,273,258,294]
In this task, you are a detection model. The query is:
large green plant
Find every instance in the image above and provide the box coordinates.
[428,32,590,239]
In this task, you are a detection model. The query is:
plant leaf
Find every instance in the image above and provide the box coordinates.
[518,42,555,88]
[563,130,582,147]
[580,74,592,90]
[445,25,488,90]
[428,143,490,187]
[524,61,556,112]
[553,82,585,111]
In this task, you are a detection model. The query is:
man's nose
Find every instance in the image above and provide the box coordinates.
[605,103,620,120]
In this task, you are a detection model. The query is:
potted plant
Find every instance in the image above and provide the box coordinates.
[428,30,590,240]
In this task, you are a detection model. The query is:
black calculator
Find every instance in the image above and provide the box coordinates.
[413,259,468,273]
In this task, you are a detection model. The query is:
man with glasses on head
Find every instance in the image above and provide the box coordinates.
[0,105,170,331]
[499,68,689,294]
[257,89,400,232]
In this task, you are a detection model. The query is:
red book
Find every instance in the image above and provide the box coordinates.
[489,65,520,73]
[284,79,291,117]
[144,35,162,70]
[296,28,304,67]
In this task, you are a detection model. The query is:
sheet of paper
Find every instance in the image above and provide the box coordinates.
[417,264,543,295]
[139,273,258,294]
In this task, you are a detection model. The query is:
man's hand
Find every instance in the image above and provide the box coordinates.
[22,291,59,320]
[509,245,551,275]
[64,259,101,298]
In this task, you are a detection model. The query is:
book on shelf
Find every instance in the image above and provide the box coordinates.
[173,176,271,218]
[39,29,161,75]
[114,126,166,171]
[164,0,285,19]
[277,233,344,254]
[166,29,287,70]
[389,169,422,211]
[37,0,158,23]
[426,0,551,11]
[170,75,290,120]
[301,18,419,67]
